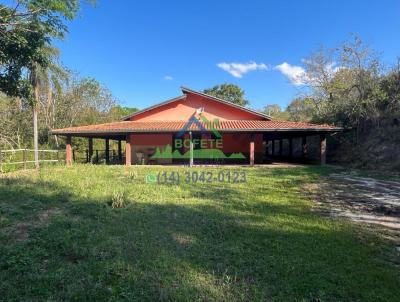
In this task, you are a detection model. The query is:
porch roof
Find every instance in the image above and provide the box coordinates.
[52,120,342,136]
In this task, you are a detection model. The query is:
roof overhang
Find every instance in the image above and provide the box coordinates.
[52,127,342,137]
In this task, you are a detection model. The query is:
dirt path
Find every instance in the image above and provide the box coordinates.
[309,172,400,241]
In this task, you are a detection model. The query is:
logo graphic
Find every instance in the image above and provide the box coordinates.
[150,113,245,160]
[145,173,157,183]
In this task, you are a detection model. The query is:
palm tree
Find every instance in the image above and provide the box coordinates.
[28,63,41,168]
[28,46,66,168]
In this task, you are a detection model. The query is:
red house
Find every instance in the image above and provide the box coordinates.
[52,87,341,166]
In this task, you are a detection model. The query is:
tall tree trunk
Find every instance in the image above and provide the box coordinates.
[33,105,39,168]
[33,83,39,169]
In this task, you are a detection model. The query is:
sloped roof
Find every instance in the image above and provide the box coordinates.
[121,87,271,121]
[52,120,342,136]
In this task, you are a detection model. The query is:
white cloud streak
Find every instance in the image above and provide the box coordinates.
[217,61,268,78]
[164,75,173,80]
[274,62,306,86]
[275,61,342,86]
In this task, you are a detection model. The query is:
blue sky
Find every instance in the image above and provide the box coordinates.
[56,0,400,110]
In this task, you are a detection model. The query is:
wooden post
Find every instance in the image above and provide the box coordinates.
[279,139,283,157]
[88,138,93,163]
[72,149,76,162]
[250,136,255,166]
[23,148,27,169]
[96,150,99,163]
[125,135,132,166]
[288,137,293,158]
[66,136,72,166]
[105,139,110,164]
[302,136,307,158]
[118,140,122,162]
[86,149,89,162]
[320,133,327,165]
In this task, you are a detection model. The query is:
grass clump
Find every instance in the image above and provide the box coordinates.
[109,190,128,209]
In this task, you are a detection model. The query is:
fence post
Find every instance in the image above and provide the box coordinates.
[96,150,99,163]
[23,149,27,169]
[86,149,89,163]
[73,149,76,162]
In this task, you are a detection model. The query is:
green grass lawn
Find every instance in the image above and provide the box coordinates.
[0,165,399,301]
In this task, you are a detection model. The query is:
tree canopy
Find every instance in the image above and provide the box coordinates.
[0,0,89,102]
[203,83,249,107]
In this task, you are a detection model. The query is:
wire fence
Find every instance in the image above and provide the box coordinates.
[0,148,124,173]
[0,149,64,172]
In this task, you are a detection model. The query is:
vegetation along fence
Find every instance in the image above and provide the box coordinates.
[0,148,124,172]
[0,149,65,173]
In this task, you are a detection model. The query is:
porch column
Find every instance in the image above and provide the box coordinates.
[118,140,122,162]
[105,139,110,164]
[250,135,255,166]
[302,136,308,158]
[125,135,131,166]
[320,133,327,165]
[66,135,72,166]
[88,138,93,163]
[288,137,293,158]
[279,139,283,157]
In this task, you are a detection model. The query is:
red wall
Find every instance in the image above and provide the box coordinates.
[131,133,172,146]
[128,133,263,164]
[131,133,263,153]
[222,133,263,153]
[131,92,265,121]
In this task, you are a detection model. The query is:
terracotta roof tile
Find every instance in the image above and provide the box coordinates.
[52,120,341,135]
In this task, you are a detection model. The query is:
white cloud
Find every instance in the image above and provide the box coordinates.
[274,62,306,86]
[325,62,342,75]
[164,75,173,80]
[217,61,268,78]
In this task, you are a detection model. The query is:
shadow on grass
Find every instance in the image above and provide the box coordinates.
[0,172,399,301]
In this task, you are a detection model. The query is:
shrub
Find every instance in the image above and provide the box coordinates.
[110,191,128,209]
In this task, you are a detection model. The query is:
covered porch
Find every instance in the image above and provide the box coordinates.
[52,119,341,167]
[57,130,332,167]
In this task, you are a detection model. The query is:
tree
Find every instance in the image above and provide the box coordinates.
[54,76,117,128]
[263,104,281,116]
[0,0,91,168]
[111,105,139,119]
[0,72,120,151]
[260,104,290,120]
[0,0,86,99]
[203,83,249,106]
[286,97,316,122]
[296,35,383,128]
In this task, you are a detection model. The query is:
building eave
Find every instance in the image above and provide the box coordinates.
[51,128,342,136]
